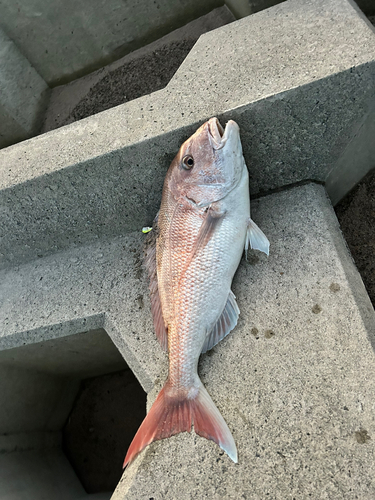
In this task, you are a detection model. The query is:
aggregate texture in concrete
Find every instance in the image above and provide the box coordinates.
[114,183,375,499]
[1,184,374,498]
[325,99,375,206]
[0,0,224,85]
[0,29,49,149]
[41,6,236,132]
[335,168,375,307]
[1,0,374,271]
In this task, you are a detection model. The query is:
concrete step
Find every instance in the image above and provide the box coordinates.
[114,183,375,499]
[0,183,374,499]
[41,6,235,133]
[0,0,374,270]
[0,0,375,497]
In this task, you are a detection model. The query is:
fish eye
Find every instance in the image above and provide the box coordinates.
[182,155,194,170]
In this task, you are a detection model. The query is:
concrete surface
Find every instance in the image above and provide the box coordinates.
[113,183,375,499]
[41,6,235,132]
[0,329,128,434]
[0,29,49,149]
[1,184,374,498]
[0,448,97,500]
[0,0,224,85]
[0,328,130,498]
[326,100,375,205]
[1,0,375,496]
[0,217,162,497]
[0,233,162,394]
[0,0,374,270]
[335,168,375,307]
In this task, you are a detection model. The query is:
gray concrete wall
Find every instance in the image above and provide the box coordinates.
[0,448,93,500]
[0,0,374,497]
[0,0,374,270]
[326,101,375,205]
[0,329,127,499]
[0,0,224,85]
[0,29,49,149]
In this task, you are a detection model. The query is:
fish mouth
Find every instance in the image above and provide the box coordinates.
[208,118,238,150]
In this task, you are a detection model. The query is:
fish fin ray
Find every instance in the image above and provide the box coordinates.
[193,382,237,463]
[245,218,270,257]
[123,382,191,467]
[144,215,168,351]
[201,290,240,353]
[178,206,225,281]
[123,380,237,468]
[194,206,225,257]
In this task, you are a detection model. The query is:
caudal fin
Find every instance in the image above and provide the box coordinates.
[123,379,237,468]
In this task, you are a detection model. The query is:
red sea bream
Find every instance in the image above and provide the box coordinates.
[124,117,269,467]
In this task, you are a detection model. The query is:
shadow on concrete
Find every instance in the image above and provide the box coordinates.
[0,329,146,499]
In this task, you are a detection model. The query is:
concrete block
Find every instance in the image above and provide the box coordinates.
[0,0,224,85]
[1,183,374,498]
[115,183,375,498]
[325,100,375,205]
[0,29,49,149]
[41,6,235,132]
[0,0,374,270]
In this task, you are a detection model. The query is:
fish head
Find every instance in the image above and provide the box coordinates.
[168,118,246,207]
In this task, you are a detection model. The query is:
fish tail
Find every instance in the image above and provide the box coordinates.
[123,379,237,468]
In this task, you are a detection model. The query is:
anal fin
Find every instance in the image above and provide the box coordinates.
[201,290,240,354]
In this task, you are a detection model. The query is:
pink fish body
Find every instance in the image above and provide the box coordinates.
[124,118,269,467]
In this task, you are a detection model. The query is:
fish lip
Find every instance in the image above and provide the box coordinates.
[208,118,225,150]
[208,118,237,150]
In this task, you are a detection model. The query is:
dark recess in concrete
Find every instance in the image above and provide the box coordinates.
[63,368,146,494]
[41,7,235,133]
[332,8,375,310]
[72,40,196,122]
[44,40,195,131]
[335,168,375,308]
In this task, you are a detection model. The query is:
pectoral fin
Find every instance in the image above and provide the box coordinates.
[178,206,225,280]
[246,218,270,257]
[193,206,225,257]
[201,290,240,353]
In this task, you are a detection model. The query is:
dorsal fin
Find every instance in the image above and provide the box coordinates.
[144,217,168,352]
[201,290,240,354]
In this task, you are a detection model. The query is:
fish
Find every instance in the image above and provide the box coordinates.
[123,117,269,467]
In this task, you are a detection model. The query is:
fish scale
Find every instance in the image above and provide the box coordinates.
[123,117,269,467]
